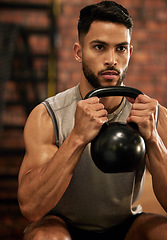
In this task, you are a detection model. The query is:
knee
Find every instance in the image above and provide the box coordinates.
[24,228,72,240]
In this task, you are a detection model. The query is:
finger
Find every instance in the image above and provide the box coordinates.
[131,103,149,110]
[134,94,151,103]
[83,97,105,111]
[129,108,150,117]
[99,116,108,124]
[126,94,147,104]
[131,101,158,114]
[126,97,135,104]
[126,116,149,132]
[94,109,108,118]
[84,96,100,104]
[91,103,106,112]
[127,115,145,123]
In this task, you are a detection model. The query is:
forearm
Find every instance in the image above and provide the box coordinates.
[18,97,107,221]
[18,132,86,222]
[146,132,167,212]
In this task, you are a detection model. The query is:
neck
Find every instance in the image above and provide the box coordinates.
[100,96,124,114]
[79,78,94,99]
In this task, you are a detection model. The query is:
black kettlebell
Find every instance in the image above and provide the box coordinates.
[84,86,146,173]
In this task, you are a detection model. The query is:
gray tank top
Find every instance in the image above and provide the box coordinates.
[42,85,146,231]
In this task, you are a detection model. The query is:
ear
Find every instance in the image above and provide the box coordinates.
[130,45,133,56]
[73,43,82,63]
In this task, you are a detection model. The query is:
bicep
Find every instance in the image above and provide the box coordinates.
[18,104,58,184]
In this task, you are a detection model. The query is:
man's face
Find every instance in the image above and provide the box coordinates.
[80,21,133,88]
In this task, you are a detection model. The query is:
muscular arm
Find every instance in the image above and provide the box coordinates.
[18,98,108,222]
[127,96,167,212]
[146,105,167,211]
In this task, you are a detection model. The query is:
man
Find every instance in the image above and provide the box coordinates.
[18,1,167,239]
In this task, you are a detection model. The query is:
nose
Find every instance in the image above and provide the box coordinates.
[104,50,117,66]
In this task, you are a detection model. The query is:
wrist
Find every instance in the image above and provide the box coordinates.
[68,129,87,149]
[146,129,159,147]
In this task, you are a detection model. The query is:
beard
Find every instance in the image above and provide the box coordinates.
[82,61,128,88]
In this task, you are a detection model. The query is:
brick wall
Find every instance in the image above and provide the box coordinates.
[122,0,167,106]
[1,0,167,104]
[56,0,167,106]
[56,0,96,92]
[0,0,167,239]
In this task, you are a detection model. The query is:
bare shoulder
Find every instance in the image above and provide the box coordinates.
[158,104,167,124]
[157,104,167,146]
[18,103,58,183]
[24,103,55,147]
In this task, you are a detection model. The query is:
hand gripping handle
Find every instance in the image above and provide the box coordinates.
[84,86,144,100]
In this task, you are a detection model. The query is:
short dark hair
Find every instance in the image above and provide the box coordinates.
[78,1,133,42]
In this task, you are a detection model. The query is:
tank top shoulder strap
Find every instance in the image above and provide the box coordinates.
[42,100,59,147]
[156,104,160,127]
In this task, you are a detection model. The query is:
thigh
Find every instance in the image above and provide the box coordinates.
[67,214,143,240]
[125,213,167,240]
[24,215,72,240]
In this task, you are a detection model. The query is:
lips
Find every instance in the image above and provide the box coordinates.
[101,70,119,79]
[101,70,118,75]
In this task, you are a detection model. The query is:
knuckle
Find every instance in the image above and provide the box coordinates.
[130,109,134,115]
[77,100,84,108]
[129,116,135,122]
[99,103,105,109]
[104,109,108,114]
[131,103,139,110]
[136,94,143,102]
[96,118,104,126]
[87,96,99,103]
[102,109,107,116]
[82,103,92,113]
[88,112,95,119]
[142,118,150,128]
[83,105,89,112]
[153,99,158,106]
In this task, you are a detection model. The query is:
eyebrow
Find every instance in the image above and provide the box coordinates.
[116,42,130,47]
[90,40,130,47]
[90,40,108,45]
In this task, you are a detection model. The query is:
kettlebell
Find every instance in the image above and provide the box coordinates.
[84,86,146,173]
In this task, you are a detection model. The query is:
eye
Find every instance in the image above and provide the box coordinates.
[94,44,104,51]
[116,46,127,52]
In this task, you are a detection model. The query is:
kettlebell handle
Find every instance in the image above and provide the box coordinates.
[84,86,144,99]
